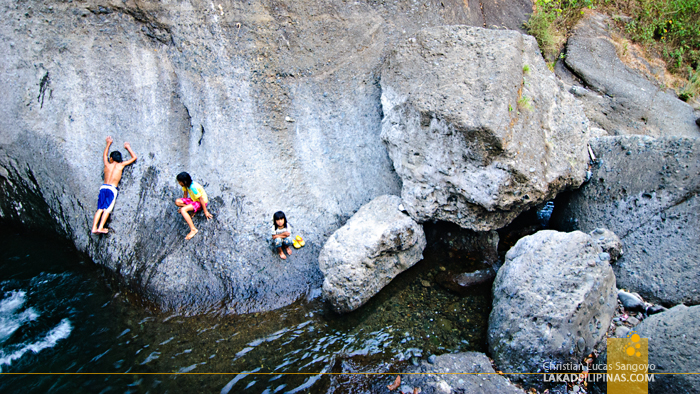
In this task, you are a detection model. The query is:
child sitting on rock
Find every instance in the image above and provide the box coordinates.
[271,211,293,259]
[174,172,213,240]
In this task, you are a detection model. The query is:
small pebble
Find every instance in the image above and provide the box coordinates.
[428,354,437,364]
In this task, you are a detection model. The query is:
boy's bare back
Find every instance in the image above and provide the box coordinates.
[103,137,137,187]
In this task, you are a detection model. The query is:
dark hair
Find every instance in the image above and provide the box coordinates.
[273,211,287,229]
[110,151,123,163]
[176,172,193,188]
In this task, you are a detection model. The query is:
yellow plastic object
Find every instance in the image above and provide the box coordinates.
[295,235,305,247]
[293,240,301,249]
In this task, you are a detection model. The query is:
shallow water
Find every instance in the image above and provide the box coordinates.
[0,228,491,393]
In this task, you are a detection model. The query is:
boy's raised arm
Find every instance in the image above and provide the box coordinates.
[122,142,138,166]
[103,136,113,166]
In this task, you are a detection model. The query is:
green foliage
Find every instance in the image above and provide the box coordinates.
[625,0,700,72]
[525,0,595,61]
[525,1,560,60]
[523,64,531,73]
[517,95,533,110]
[679,68,700,101]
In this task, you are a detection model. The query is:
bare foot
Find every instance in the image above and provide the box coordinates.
[185,229,198,240]
[96,228,109,234]
[285,246,292,255]
[279,251,287,260]
[91,228,99,234]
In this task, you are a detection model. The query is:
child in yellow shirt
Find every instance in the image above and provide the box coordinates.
[175,172,213,240]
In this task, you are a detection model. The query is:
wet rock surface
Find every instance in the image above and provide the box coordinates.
[561,11,700,138]
[380,25,590,232]
[402,352,526,394]
[552,135,700,306]
[488,229,618,385]
[0,0,533,313]
[617,289,645,312]
[435,268,496,294]
[319,195,426,313]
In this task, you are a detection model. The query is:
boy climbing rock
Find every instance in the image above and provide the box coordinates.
[91,136,137,234]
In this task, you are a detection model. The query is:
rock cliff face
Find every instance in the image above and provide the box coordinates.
[381,26,590,231]
[552,136,700,306]
[0,0,533,313]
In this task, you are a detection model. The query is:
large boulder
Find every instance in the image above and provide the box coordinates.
[0,0,533,313]
[552,136,700,306]
[402,352,526,394]
[319,195,426,313]
[381,25,590,231]
[488,229,618,384]
[594,305,700,394]
[562,11,700,138]
[631,305,700,393]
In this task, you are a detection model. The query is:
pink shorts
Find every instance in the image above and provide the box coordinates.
[182,198,206,213]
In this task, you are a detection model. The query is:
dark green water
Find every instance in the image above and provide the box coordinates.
[0,228,491,393]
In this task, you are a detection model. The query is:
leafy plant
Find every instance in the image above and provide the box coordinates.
[517,95,533,111]
[678,68,700,102]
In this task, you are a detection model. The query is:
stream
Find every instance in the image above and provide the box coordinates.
[0,225,494,393]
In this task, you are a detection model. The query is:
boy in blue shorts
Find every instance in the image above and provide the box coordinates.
[91,136,137,234]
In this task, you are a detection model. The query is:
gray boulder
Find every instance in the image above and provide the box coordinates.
[0,0,533,313]
[562,12,700,138]
[552,135,700,306]
[627,305,700,393]
[319,195,426,313]
[381,25,590,231]
[402,352,526,394]
[488,229,618,384]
